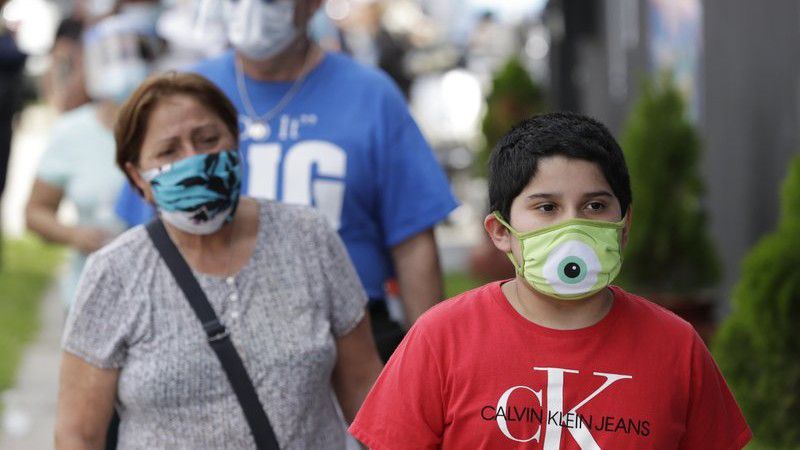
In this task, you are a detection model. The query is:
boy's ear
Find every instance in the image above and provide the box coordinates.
[484,213,513,253]
[620,205,633,250]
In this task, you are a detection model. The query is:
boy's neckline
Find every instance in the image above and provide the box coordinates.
[497,279,621,335]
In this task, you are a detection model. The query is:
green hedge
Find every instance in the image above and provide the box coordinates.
[618,74,720,293]
[713,156,800,447]
[474,57,545,178]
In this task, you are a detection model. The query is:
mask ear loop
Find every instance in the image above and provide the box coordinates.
[492,211,525,276]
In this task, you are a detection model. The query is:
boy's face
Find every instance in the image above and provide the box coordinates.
[486,155,632,260]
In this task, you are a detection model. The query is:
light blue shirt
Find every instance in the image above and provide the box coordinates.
[38,104,126,306]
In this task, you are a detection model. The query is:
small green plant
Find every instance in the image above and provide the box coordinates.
[618,74,720,293]
[443,271,483,299]
[713,156,800,448]
[475,57,545,177]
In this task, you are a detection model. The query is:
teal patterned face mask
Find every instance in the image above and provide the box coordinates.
[141,150,241,235]
[493,212,625,300]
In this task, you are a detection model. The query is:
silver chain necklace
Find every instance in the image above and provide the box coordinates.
[234,49,317,140]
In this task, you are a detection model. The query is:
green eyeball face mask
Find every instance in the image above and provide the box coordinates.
[493,212,626,300]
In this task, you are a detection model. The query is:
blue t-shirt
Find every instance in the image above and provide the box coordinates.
[115,51,458,298]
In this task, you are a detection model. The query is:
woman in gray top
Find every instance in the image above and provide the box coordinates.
[55,72,383,449]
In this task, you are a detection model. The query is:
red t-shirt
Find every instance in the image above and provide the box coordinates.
[350,282,751,449]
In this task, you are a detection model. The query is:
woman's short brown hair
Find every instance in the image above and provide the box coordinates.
[114,71,239,190]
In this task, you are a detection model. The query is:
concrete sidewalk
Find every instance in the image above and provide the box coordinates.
[0,282,63,450]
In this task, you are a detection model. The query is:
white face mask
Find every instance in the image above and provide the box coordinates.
[84,30,150,103]
[159,206,235,235]
[83,8,161,103]
[224,0,299,60]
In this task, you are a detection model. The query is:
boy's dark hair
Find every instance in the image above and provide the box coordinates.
[489,112,632,220]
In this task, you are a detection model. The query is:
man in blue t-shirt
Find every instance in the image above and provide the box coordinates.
[116,0,458,362]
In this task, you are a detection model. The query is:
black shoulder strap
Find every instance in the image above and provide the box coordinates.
[146,219,280,450]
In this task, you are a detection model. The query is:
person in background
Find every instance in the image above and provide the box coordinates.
[41,18,90,113]
[25,4,162,307]
[155,0,228,71]
[114,0,459,363]
[466,10,517,86]
[55,71,382,449]
[0,0,26,266]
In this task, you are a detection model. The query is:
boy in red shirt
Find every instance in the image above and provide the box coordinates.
[350,112,751,449]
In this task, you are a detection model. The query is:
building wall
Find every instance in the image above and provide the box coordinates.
[702,0,800,313]
[546,0,648,132]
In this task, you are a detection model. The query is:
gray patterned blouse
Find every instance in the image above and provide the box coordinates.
[62,199,367,449]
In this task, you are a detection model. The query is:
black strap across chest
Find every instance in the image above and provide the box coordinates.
[146,219,280,450]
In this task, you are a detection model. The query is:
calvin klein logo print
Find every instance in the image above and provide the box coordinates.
[479,367,650,449]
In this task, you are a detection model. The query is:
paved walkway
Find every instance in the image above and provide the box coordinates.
[0,281,63,450]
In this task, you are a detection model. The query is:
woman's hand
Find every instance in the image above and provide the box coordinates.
[55,352,118,450]
[25,178,111,254]
[332,313,384,423]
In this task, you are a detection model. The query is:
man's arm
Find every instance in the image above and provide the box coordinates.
[390,228,443,325]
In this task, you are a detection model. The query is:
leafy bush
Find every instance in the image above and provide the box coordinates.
[443,271,483,299]
[618,75,720,293]
[779,152,800,231]
[474,57,545,177]
[713,156,800,447]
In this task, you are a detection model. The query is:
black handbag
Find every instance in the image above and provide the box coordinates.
[132,218,281,449]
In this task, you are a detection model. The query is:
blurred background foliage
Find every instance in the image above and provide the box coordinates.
[618,74,720,294]
[713,156,800,448]
[474,56,546,178]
